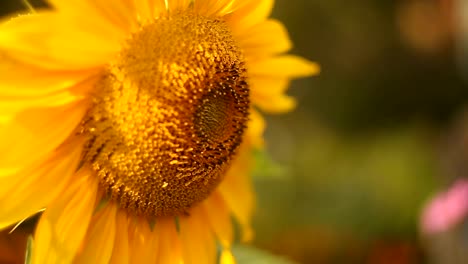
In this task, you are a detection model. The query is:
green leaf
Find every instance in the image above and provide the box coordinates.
[232,245,297,264]
[252,149,289,179]
[24,235,33,264]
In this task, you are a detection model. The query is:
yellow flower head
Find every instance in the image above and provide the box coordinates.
[0,0,319,263]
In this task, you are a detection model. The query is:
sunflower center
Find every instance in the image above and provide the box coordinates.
[80,13,249,217]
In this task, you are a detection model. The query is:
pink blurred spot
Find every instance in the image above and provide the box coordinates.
[421,179,468,234]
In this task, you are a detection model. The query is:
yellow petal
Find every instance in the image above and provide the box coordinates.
[1,91,82,120]
[202,192,233,248]
[0,99,88,173]
[109,209,130,264]
[250,76,289,96]
[248,55,320,78]
[0,72,97,123]
[257,94,296,113]
[238,19,292,58]
[180,206,217,264]
[0,141,83,230]
[133,0,167,22]
[167,0,191,11]
[194,0,238,17]
[249,59,314,113]
[220,249,236,264]
[32,168,99,264]
[156,217,183,263]
[246,109,265,148]
[0,52,98,97]
[227,0,274,32]
[74,202,118,264]
[250,78,297,113]
[219,144,255,242]
[127,217,158,263]
[47,0,137,34]
[0,12,120,70]
[0,116,11,125]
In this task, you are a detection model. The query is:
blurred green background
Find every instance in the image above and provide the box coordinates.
[251,0,468,263]
[1,0,468,263]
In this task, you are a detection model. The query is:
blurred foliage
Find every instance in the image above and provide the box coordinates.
[273,0,466,132]
[255,120,438,263]
[233,245,298,264]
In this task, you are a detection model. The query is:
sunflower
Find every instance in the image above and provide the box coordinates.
[0,0,318,263]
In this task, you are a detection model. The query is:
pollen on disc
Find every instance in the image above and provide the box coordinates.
[79,13,249,217]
